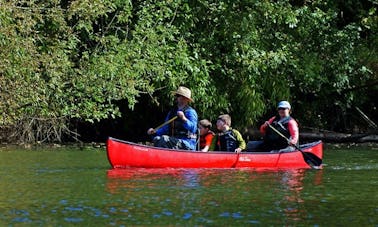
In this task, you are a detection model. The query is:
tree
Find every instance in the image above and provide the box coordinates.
[0,0,376,143]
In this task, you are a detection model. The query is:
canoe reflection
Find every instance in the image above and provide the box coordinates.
[280,169,323,222]
[106,168,323,223]
[106,168,323,192]
[106,168,204,193]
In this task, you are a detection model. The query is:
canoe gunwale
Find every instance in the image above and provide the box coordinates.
[108,137,322,154]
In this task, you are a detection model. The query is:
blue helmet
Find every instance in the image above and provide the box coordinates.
[277,101,291,109]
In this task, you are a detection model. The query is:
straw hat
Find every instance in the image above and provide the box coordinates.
[172,86,194,102]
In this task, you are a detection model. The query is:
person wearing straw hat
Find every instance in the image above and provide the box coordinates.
[247,100,299,151]
[147,86,198,150]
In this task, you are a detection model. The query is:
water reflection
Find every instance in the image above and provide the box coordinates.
[107,168,323,191]
[106,168,324,224]
[106,168,202,193]
[281,169,324,222]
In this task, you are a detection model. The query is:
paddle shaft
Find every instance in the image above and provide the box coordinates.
[154,116,178,131]
[267,123,320,168]
[267,123,295,147]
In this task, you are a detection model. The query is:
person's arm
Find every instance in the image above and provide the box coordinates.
[201,145,210,152]
[260,117,275,135]
[233,129,246,151]
[287,119,299,145]
[181,108,198,133]
[201,133,214,152]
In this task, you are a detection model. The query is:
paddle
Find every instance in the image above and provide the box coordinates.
[154,116,178,131]
[267,123,322,169]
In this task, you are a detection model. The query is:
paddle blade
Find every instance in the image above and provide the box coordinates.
[301,151,322,168]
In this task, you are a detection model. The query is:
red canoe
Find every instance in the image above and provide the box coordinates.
[106,137,323,169]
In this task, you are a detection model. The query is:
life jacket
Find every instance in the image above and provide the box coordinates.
[167,106,196,139]
[200,131,215,149]
[216,129,238,152]
[264,115,294,150]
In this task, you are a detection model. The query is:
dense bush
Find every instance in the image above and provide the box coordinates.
[0,0,376,142]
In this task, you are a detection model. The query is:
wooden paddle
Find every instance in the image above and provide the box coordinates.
[267,123,322,169]
[154,116,178,131]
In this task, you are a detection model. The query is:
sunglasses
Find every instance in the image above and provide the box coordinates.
[217,119,225,123]
[278,108,287,110]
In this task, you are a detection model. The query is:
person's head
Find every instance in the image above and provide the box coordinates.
[216,114,231,131]
[199,119,212,136]
[277,101,291,118]
[172,86,193,105]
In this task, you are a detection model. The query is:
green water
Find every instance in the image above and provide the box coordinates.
[0,144,377,226]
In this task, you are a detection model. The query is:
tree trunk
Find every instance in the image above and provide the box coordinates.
[300,132,378,143]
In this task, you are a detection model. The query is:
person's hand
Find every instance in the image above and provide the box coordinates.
[147,128,156,135]
[235,148,242,153]
[177,111,187,121]
[264,121,270,127]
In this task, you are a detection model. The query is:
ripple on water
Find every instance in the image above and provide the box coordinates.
[329,164,378,170]
[12,217,32,223]
[9,209,31,224]
[64,206,84,212]
[162,210,173,216]
[64,217,84,223]
[182,212,192,219]
[219,211,244,219]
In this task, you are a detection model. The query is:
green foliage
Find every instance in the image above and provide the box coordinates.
[0,0,376,142]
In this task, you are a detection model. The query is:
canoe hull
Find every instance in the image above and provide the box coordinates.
[106,137,323,169]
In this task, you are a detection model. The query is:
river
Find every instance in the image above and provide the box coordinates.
[0,144,377,226]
